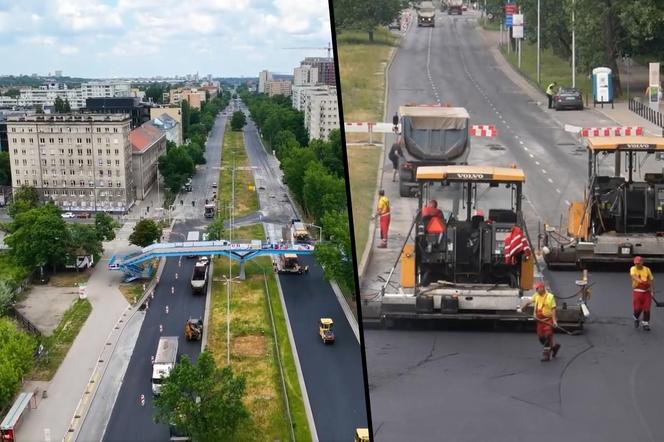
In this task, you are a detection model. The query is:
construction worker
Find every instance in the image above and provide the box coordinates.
[421,200,445,234]
[522,282,560,361]
[630,256,654,331]
[375,190,390,248]
[546,81,557,109]
[388,142,404,182]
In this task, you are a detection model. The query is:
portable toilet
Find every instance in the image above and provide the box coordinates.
[592,67,613,106]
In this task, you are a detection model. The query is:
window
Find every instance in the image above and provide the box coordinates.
[86,138,91,143]
[14,160,18,165]
[78,149,82,155]
[115,160,120,166]
[117,182,121,187]
[40,138,45,143]
[70,170,75,175]
[33,180,37,186]
[79,180,84,187]
[87,160,92,166]
[59,159,65,165]
[114,128,118,133]
[62,170,66,175]
[98,160,103,166]
[78,159,83,166]
[71,180,76,186]
[68,149,73,156]
[96,128,101,133]
[51,159,56,166]
[58,138,63,143]
[97,149,102,156]
[22,159,27,165]
[49,138,54,143]
[12,148,17,154]
[105,127,110,132]
[76,138,82,144]
[86,149,92,155]
[97,138,102,144]
[99,170,104,176]
[16,179,20,185]
[114,149,119,155]
[106,149,110,155]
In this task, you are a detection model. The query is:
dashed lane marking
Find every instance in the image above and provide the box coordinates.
[548,178,554,183]
[556,188,561,194]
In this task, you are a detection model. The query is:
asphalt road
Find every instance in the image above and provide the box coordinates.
[103,112,227,441]
[363,11,664,442]
[279,255,368,441]
[241,104,369,440]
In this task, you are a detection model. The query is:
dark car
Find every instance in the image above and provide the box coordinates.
[554,87,584,111]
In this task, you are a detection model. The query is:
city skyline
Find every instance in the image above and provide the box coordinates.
[0,0,332,78]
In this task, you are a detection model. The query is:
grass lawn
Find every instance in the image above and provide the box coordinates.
[219,123,259,218]
[208,253,310,441]
[230,223,264,242]
[30,298,92,381]
[347,146,382,263]
[501,41,592,102]
[118,282,144,306]
[337,28,398,143]
[0,253,30,285]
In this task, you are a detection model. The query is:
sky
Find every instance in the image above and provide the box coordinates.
[0,0,333,78]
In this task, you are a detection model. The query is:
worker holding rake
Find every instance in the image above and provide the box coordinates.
[630,256,654,331]
[523,282,561,362]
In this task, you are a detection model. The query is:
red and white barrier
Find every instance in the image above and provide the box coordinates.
[580,126,643,137]
[470,125,497,137]
[344,122,374,133]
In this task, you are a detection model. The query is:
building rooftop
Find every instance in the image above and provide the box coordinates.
[6,113,131,123]
[129,122,165,153]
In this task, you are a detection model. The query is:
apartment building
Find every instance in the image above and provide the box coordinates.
[151,113,181,146]
[6,114,135,213]
[292,85,328,112]
[293,65,319,86]
[265,80,292,97]
[304,86,339,140]
[0,81,133,110]
[258,70,272,94]
[130,122,166,200]
[169,88,206,109]
[301,57,336,86]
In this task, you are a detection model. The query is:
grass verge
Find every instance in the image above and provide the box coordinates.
[479,17,502,31]
[208,255,310,441]
[347,146,382,265]
[30,298,92,381]
[337,28,398,144]
[500,40,592,102]
[219,123,259,217]
[118,282,144,306]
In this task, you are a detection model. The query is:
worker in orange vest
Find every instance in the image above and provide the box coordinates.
[522,282,560,362]
[630,256,654,331]
[375,190,390,248]
[421,200,445,234]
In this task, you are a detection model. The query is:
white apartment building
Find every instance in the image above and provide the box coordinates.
[304,86,339,140]
[265,80,292,97]
[293,65,319,86]
[292,85,330,112]
[6,114,135,212]
[258,70,272,94]
[0,81,132,110]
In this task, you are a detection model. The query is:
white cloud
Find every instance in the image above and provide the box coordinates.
[25,35,56,45]
[198,0,251,12]
[60,45,79,55]
[55,0,122,31]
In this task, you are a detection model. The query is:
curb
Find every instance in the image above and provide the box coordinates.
[70,256,167,442]
[356,13,408,285]
[330,281,360,343]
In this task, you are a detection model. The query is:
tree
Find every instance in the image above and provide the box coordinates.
[181,101,191,141]
[205,216,225,241]
[0,318,36,410]
[334,0,405,41]
[0,280,18,317]
[310,130,344,177]
[314,210,356,293]
[3,88,19,98]
[8,186,40,218]
[94,212,119,241]
[230,111,246,131]
[35,104,44,114]
[154,351,248,441]
[281,147,317,204]
[302,162,347,221]
[68,224,103,268]
[129,219,162,247]
[158,146,195,194]
[0,152,11,186]
[63,98,71,113]
[4,204,72,271]
[145,84,165,104]
[54,96,66,113]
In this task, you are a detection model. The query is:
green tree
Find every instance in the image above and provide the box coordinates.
[54,96,66,113]
[0,318,36,410]
[8,186,40,218]
[314,210,356,293]
[205,216,226,241]
[0,280,18,317]
[310,130,344,177]
[302,162,347,221]
[281,147,317,204]
[0,152,11,186]
[334,0,405,41]
[68,224,103,264]
[3,88,19,98]
[181,100,191,141]
[145,84,165,104]
[230,111,246,131]
[35,104,44,114]
[154,351,248,441]
[158,146,195,194]
[63,98,71,113]
[94,212,119,241]
[129,219,162,247]
[5,204,72,271]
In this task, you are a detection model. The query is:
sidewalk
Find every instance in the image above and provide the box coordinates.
[479,26,664,137]
[17,223,136,442]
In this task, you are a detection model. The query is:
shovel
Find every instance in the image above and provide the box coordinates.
[532,316,583,336]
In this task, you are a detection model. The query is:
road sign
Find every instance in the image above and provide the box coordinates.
[513,25,524,38]
[504,3,517,15]
[505,15,513,27]
[512,13,523,26]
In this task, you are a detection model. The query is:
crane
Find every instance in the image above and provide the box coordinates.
[282,42,333,58]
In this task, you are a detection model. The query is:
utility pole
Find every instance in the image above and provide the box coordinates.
[572,0,576,88]
[537,0,541,84]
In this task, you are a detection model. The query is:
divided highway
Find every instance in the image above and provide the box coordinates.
[363,11,664,442]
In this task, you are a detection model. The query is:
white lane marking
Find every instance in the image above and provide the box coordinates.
[535,161,540,165]
[548,178,554,183]
[529,153,535,158]
[524,146,529,151]
[556,188,561,194]
[542,169,547,174]
[519,140,524,144]
[565,200,571,206]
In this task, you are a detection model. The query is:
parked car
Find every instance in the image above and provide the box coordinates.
[211,182,217,188]
[554,87,584,111]
[76,212,91,219]
[61,212,75,219]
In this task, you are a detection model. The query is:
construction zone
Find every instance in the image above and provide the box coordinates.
[365,164,588,330]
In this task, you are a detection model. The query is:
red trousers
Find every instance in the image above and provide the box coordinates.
[379,213,391,242]
[632,290,652,312]
[536,316,553,338]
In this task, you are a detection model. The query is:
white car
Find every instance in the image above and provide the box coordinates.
[61,212,75,219]
[212,182,217,188]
